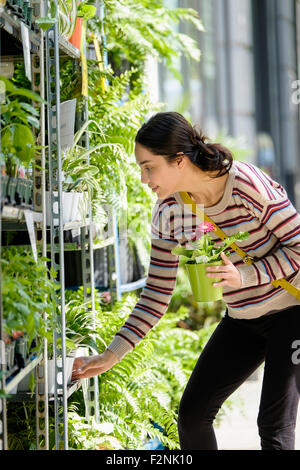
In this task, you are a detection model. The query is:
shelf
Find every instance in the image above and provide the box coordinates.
[0,8,40,53]
[1,237,116,252]
[1,205,42,228]
[62,218,91,231]
[92,236,115,250]
[0,8,80,59]
[5,353,43,394]
[58,35,80,59]
[6,379,82,402]
[1,206,93,232]
[56,379,82,400]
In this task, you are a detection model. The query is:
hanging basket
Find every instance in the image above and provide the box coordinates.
[185,260,223,302]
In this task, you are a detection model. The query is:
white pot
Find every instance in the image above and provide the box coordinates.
[45,191,70,226]
[47,357,75,394]
[18,356,75,394]
[70,191,88,222]
[46,191,88,226]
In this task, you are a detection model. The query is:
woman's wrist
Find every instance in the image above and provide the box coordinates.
[104,348,120,363]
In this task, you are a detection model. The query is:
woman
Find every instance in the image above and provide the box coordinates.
[72,112,300,450]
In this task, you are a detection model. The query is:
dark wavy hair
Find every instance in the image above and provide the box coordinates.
[135,112,233,178]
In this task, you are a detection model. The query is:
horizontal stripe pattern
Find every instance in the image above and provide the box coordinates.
[108,161,300,360]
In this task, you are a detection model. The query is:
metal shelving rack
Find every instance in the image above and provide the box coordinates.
[0,0,147,451]
[0,0,113,450]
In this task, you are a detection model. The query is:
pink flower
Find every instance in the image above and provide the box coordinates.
[101,291,111,303]
[198,222,215,234]
[190,222,215,241]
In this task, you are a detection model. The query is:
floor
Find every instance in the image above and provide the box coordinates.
[214,368,300,450]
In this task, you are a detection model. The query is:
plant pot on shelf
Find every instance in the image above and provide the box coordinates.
[6,177,18,205]
[18,356,75,394]
[0,174,9,203]
[70,191,88,222]
[45,191,88,226]
[16,178,33,207]
[5,340,16,370]
[47,356,75,394]
[69,18,83,50]
[14,335,28,368]
[185,260,223,302]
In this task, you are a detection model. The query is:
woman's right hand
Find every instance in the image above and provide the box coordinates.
[71,349,119,380]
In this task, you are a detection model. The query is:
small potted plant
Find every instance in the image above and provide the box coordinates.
[0,76,43,205]
[171,222,249,302]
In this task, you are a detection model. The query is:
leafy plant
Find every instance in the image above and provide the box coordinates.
[1,247,56,352]
[36,0,77,38]
[0,77,43,176]
[82,0,205,254]
[6,402,37,450]
[43,301,103,359]
[93,0,204,82]
[68,412,124,450]
[171,222,249,265]
[77,1,96,21]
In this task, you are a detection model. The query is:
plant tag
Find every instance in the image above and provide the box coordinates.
[20,22,32,82]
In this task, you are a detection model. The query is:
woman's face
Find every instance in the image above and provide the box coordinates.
[135,143,184,199]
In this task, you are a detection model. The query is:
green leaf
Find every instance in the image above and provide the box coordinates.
[171,246,193,257]
[35,17,58,31]
[77,4,96,20]
[2,123,35,163]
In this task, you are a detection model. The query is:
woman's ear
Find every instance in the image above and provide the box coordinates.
[176,154,186,169]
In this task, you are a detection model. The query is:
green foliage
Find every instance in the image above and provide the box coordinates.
[0,76,44,176]
[6,402,37,450]
[172,230,249,265]
[66,288,226,450]
[59,60,82,102]
[61,119,116,226]
[96,0,204,81]
[82,0,204,253]
[1,247,56,350]
[68,412,125,449]
[36,0,77,38]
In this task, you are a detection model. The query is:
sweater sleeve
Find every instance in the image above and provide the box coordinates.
[107,198,182,360]
[238,177,300,288]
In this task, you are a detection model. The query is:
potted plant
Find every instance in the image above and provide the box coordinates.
[0,76,43,205]
[1,247,56,348]
[59,120,111,224]
[171,223,249,302]
[69,1,96,50]
[46,300,102,394]
[45,117,95,227]
[19,297,103,394]
[36,0,78,40]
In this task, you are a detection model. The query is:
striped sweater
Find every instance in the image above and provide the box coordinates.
[108,161,300,360]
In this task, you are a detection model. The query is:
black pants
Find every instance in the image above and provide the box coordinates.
[177,306,300,450]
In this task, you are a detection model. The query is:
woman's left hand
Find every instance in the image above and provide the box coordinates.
[206,252,242,288]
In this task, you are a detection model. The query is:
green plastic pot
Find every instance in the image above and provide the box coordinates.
[185,260,223,302]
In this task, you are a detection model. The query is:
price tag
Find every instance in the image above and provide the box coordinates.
[20,22,32,82]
